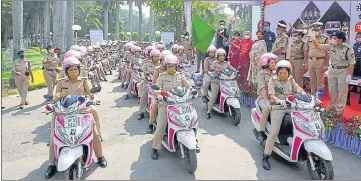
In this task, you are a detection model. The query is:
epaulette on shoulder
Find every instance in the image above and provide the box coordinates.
[159,72,167,76]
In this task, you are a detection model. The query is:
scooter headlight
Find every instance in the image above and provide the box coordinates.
[294,117,316,137]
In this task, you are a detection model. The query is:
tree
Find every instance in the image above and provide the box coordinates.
[1,0,12,48]
[66,1,75,50]
[128,1,133,40]
[115,1,120,40]
[103,1,109,40]
[135,1,144,42]
[44,1,51,47]
[75,1,102,38]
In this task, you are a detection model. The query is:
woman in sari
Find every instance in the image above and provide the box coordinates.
[248,30,267,85]
[238,31,253,85]
[228,32,242,69]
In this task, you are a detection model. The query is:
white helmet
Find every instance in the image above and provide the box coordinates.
[275,60,293,75]
[63,56,81,71]
[70,45,81,51]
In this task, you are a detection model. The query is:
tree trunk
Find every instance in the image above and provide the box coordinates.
[149,6,154,42]
[115,1,120,40]
[66,1,74,50]
[128,1,133,40]
[138,2,142,43]
[52,1,60,48]
[44,1,50,47]
[103,1,109,40]
[34,12,39,47]
[3,28,8,49]
[12,1,23,60]
[60,1,67,51]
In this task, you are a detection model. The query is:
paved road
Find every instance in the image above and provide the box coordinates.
[2,75,361,180]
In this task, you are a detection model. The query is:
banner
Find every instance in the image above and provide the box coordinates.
[160,32,175,45]
[89,29,104,45]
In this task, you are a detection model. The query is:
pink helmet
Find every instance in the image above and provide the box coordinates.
[72,51,83,60]
[259,53,278,67]
[177,45,184,51]
[87,46,94,52]
[275,60,293,74]
[79,46,87,55]
[156,43,165,50]
[64,50,77,58]
[215,48,226,57]
[160,50,172,60]
[63,56,81,71]
[70,45,81,51]
[131,46,141,53]
[171,44,178,49]
[150,49,161,57]
[163,54,179,66]
[144,46,154,56]
[207,45,217,53]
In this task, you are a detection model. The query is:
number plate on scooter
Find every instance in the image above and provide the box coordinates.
[65,116,81,127]
[181,105,191,114]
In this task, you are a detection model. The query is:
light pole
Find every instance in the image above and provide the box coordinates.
[71,25,81,44]
[126,32,131,41]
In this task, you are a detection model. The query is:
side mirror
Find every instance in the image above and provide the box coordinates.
[77,96,86,103]
[191,90,198,96]
[151,84,160,90]
[90,87,101,93]
[89,67,96,71]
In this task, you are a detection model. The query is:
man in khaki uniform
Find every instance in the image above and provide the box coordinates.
[300,24,310,42]
[45,59,107,179]
[182,32,194,62]
[124,47,142,94]
[271,20,289,62]
[12,51,34,109]
[289,31,306,88]
[305,22,330,95]
[43,46,59,101]
[206,49,236,119]
[311,30,355,115]
[201,46,217,102]
[262,60,304,170]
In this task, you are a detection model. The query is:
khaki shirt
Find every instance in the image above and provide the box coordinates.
[210,61,236,72]
[257,69,275,98]
[317,44,356,66]
[54,77,91,101]
[272,33,289,55]
[290,40,306,58]
[81,55,90,69]
[12,59,31,74]
[43,54,58,69]
[203,57,217,72]
[268,75,303,100]
[142,61,159,73]
[156,72,190,92]
[306,35,329,57]
[152,66,166,84]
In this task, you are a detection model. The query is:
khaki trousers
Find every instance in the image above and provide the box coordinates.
[308,58,325,95]
[289,58,304,88]
[207,80,220,113]
[43,70,57,97]
[327,67,348,111]
[126,77,134,96]
[15,75,29,105]
[148,103,158,125]
[257,98,271,132]
[49,106,102,165]
[96,65,106,80]
[264,109,288,155]
[138,81,148,113]
[152,103,168,149]
[202,74,211,97]
[125,69,132,85]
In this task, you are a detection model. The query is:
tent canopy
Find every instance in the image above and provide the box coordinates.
[202,1,280,6]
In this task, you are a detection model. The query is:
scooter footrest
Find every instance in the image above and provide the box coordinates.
[275,143,291,157]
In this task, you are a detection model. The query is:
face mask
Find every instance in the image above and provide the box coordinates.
[167,67,176,74]
[330,39,337,45]
[314,31,320,36]
[19,55,25,59]
[264,26,270,31]
[49,49,54,54]
[257,35,263,40]
[244,35,250,39]
[179,51,184,54]
[135,52,141,57]
[153,57,159,62]
[279,74,288,81]
[220,25,225,29]
[68,71,79,79]
[269,63,276,71]
[218,56,225,62]
[185,36,189,39]
[357,38,361,42]
[303,29,308,34]
[209,52,215,57]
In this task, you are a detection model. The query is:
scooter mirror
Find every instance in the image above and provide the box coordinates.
[77,96,86,103]
[317,85,325,92]
[90,87,101,93]
[151,85,160,90]
[191,90,198,96]
[89,67,96,71]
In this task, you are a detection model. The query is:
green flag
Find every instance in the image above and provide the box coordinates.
[192,14,216,54]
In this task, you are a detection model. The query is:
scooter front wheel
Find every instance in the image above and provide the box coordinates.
[183,147,197,174]
[307,155,334,180]
[229,106,241,126]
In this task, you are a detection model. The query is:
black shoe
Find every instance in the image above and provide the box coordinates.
[121,84,124,88]
[97,156,107,168]
[151,148,159,160]
[146,124,154,134]
[257,131,267,142]
[25,101,29,105]
[195,71,200,73]
[1,107,5,109]
[206,113,211,119]
[45,165,56,179]
[124,85,128,89]
[110,70,113,75]
[202,96,208,103]
[196,145,200,153]
[262,155,270,170]
[125,95,129,100]
[118,76,121,80]
[103,79,108,82]
[137,113,144,120]
[19,105,24,109]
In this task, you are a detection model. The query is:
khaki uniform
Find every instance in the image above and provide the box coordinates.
[271,33,289,61]
[49,77,103,165]
[305,35,330,95]
[176,53,187,63]
[43,54,59,97]
[148,66,167,125]
[182,40,194,61]
[289,39,306,88]
[317,43,356,111]
[124,57,140,86]
[202,57,217,96]
[80,55,90,77]
[12,59,31,105]
[256,69,275,132]
[249,40,268,84]
[126,57,142,95]
[207,61,236,112]
[152,72,190,149]
[264,76,303,155]
[139,61,160,113]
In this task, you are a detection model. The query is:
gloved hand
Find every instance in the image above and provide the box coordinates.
[309,31,316,40]
[210,74,217,80]
[345,75,351,83]
[276,99,287,107]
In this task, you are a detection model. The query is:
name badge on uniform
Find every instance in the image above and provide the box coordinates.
[164,80,171,83]
[269,37,272,41]
[358,47,361,52]
[61,87,68,90]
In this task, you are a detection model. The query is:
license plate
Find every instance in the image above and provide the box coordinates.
[65,117,81,127]
[311,112,321,122]
[181,105,191,114]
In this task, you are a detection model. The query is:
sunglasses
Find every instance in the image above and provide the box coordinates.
[220,24,225,26]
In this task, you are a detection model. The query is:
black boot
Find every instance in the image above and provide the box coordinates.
[125,95,129,100]
[262,155,270,170]
[124,84,128,89]
[202,96,208,103]
[97,156,107,168]
[196,145,200,153]
[206,113,211,119]
[146,124,154,134]
[110,70,113,75]
[121,84,124,88]
[45,165,56,179]
[137,113,144,120]
[151,148,159,160]
[257,131,267,142]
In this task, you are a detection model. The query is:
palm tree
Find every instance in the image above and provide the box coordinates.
[66,1,74,50]
[103,1,109,40]
[12,1,23,60]
[135,1,143,42]
[75,1,102,38]
[60,1,67,51]
[115,1,120,40]
[128,0,133,41]
[52,1,60,47]
[149,6,154,42]
[1,0,12,48]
